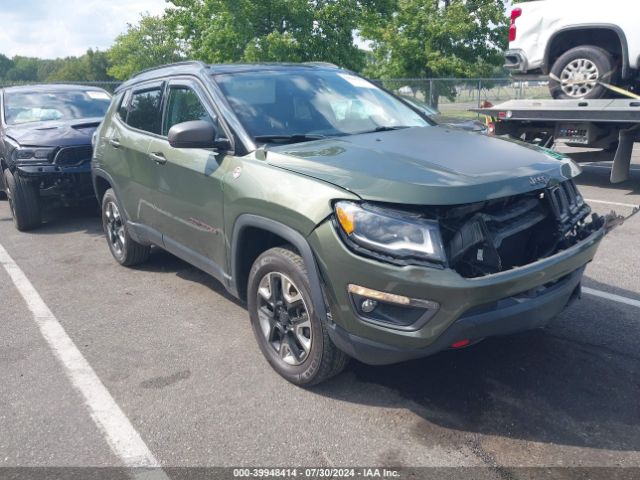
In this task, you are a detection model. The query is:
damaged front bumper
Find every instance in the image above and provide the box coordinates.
[15,162,94,202]
[310,210,614,365]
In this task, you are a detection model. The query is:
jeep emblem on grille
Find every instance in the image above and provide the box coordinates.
[529,175,549,186]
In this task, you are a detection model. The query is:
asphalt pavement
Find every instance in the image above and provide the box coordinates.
[1,148,640,480]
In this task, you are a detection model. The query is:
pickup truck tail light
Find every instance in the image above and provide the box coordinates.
[509,8,522,42]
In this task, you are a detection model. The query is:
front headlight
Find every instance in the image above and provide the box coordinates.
[334,201,446,264]
[13,147,55,162]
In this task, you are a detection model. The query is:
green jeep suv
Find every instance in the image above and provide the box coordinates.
[92,61,606,386]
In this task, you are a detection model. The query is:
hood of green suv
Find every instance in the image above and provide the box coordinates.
[266,126,580,205]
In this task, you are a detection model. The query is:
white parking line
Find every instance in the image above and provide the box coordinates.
[0,243,169,479]
[583,287,640,309]
[585,198,639,208]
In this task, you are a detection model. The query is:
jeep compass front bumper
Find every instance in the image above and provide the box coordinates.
[308,220,604,365]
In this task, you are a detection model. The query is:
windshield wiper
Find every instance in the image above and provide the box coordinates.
[254,133,326,144]
[355,125,413,135]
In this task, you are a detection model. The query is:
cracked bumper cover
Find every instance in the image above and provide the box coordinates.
[309,221,605,366]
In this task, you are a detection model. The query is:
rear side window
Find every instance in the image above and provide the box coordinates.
[127,88,163,134]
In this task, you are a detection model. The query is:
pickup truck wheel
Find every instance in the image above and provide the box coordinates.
[550,46,617,99]
[3,169,41,231]
[101,188,150,266]
[248,247,349,386]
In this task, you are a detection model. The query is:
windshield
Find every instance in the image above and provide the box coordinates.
[400,96,440,117]
[3,89,111,126]
[213,69,429,141]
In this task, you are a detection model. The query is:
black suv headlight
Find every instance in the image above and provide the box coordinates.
[13,147,55,162]
[334,201,446,264]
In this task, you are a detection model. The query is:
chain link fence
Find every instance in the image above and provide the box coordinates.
[1,77,552,120]
[373,78,551,121]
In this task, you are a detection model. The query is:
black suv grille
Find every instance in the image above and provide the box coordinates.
[547,180,589,233]
[54,146,93,167]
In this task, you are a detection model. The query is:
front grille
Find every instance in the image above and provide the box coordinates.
[54,146,93,167]
[547,180,590,233]
[444,179,591,278]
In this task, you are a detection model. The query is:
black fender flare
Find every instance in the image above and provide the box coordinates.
[91,167,117,202]
[91,167,149,245]
[543,24,630,78]
[230,214,328,322]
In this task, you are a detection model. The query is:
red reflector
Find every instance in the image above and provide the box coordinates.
[498,111,506,119]
[451,339,470,349]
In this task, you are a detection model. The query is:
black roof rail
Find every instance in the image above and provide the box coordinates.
[134,60,208,77]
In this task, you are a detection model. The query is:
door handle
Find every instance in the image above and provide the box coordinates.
[149,152,167,165]
[109,138,121,148]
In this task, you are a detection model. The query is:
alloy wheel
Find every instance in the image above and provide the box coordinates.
[256,272,312,366]
[560,58,600,98]
[104,201,125,257]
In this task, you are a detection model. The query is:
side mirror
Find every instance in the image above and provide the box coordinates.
[168,120,218,149]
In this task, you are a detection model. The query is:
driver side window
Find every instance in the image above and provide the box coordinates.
[163,86,216,136]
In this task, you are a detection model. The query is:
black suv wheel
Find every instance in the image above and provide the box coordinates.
[247,247,349,386]
[3,169,41,231]
[101,188,150,266]
[550,46,617,99]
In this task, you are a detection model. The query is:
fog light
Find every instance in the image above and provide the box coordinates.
[361,299,378,313]
[348,284,411,305]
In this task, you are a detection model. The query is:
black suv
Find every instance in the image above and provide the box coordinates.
[0,84,111,230]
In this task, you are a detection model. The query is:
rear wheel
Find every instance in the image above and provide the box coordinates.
[247,247,349,386]
[550,46,617,99]
[4,169,41,231]
[101,188,150,266]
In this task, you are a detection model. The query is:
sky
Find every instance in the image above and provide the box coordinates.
[0,0,168,59]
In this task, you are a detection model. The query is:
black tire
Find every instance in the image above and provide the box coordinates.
[247,246,349,386]
[549,46,617,99]
[101,188,150,266]
[3,169,41,231]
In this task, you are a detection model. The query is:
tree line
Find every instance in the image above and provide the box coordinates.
[0,0,510,84]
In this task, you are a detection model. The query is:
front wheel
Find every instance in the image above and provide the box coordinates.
[4,169,41,231]
[247,247,349,386]
[549,46,617,99]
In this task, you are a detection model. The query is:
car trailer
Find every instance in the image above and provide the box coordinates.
[473,98,640,183]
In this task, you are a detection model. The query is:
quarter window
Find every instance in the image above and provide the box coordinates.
[163,86,215,136]
[127,88,163,134]
[117,90,131,121]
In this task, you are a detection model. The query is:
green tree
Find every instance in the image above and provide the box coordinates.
[166,0,367,70]
[0,54,14,80]
[107,14,184,80]
[47,49,112,82]
[4,56,41,82]
[361,0,508,103]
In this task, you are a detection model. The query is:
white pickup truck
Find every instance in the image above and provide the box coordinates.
[505,0,640,99]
